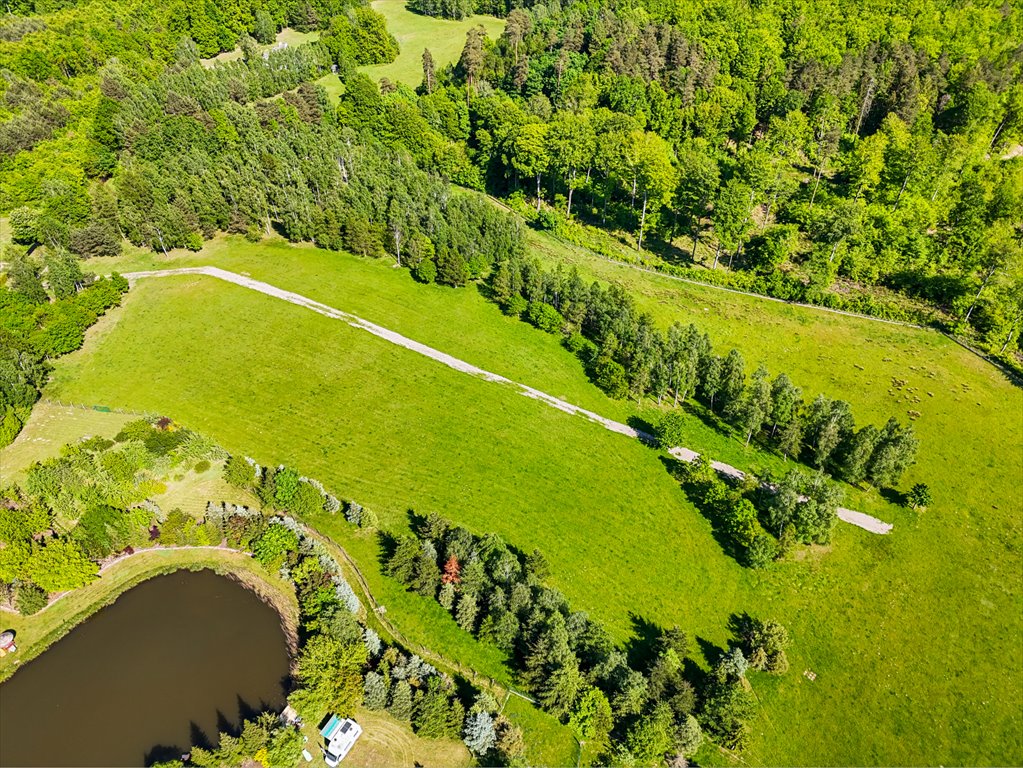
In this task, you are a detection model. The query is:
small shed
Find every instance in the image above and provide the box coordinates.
[0,630,17,657]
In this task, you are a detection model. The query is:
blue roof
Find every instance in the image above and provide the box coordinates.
[320,715,342,740]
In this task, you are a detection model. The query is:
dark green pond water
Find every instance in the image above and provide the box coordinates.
[0,569,290,767]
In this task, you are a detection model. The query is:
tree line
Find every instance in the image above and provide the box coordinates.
[386,511,792,757]
[219,455,530,764]
[488,253,919,486]
[0,259,128,449]
[5,40,525,285]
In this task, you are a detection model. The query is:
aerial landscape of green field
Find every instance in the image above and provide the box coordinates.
[1,0,1020,766]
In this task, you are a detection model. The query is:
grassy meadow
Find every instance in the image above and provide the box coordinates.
[361,0,504,86]
[0,402,135,484]
[51,236,1023,765]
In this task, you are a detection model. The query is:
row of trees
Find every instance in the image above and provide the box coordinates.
[0,259,128,448]
[388,512,792,757]
[216,455,529,766]
[488,254,919,488]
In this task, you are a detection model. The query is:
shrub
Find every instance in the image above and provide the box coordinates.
[656,409,687,449]
[412,257,437,284]
[502,294,527,317]
[252,522,300,569]
[526,301,564,334]
[16,581,48,615]
[906,483,931,511]
[345,501,363,526]
[194,460,211,473]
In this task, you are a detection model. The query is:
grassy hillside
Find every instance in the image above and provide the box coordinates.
[58,239,1023,765]
[361,0,504,86]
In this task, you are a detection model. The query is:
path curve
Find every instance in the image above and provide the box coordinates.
[123,267,892,534]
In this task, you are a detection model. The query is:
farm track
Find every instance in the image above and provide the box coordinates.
[123,267,892,534]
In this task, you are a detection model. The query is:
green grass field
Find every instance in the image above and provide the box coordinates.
[300,706,471,768]
[361,0,504,86]
[56,236,1023,765]
[0,401,135,484]
[201,27,320,68]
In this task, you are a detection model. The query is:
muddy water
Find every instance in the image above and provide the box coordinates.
[0,569,290,766]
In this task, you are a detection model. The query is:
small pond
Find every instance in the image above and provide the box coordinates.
[0,569,290,766]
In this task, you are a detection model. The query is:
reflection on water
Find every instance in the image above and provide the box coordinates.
[0,569,290,767]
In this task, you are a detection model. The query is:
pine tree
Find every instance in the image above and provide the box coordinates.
[388,679,413,723]
[422,48,436,94]
[521,614,582,716]
[413,678,460,738]
[412,550,441,598]
[463,711,497,756]
[438,581,456,611]
[456,592,479,633]
[363,671,388,710]
[387,536,420,585]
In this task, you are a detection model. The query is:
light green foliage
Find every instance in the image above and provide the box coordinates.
[569,687,613,743]
[321,8,399,68]
[525,301,564,334]
[656,409,687,448]
[224,454,255,489]
[251,522,299,569]
[190,712,302,768]
[159,509,215,547]
[272,467,301,509]
[623,703,675,765]
[25,537,97,592]
[291,633,368,718]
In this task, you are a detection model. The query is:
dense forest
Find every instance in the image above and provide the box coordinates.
[421,0,1022,361]
[2,0,1020,367]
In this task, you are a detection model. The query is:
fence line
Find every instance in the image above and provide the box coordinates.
[40,397,158,418]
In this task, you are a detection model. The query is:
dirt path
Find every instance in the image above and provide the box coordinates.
[122,267,893,534]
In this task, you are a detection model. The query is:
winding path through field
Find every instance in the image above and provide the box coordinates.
[122,267,892,534]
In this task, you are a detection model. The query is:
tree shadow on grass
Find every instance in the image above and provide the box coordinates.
[694,636,727,673]
[879,487,907,507]
[658,456,747,566]
[625,613,664,671]
[376,529,401,573]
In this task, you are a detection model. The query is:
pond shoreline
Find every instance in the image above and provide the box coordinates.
[0,546,299,685]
